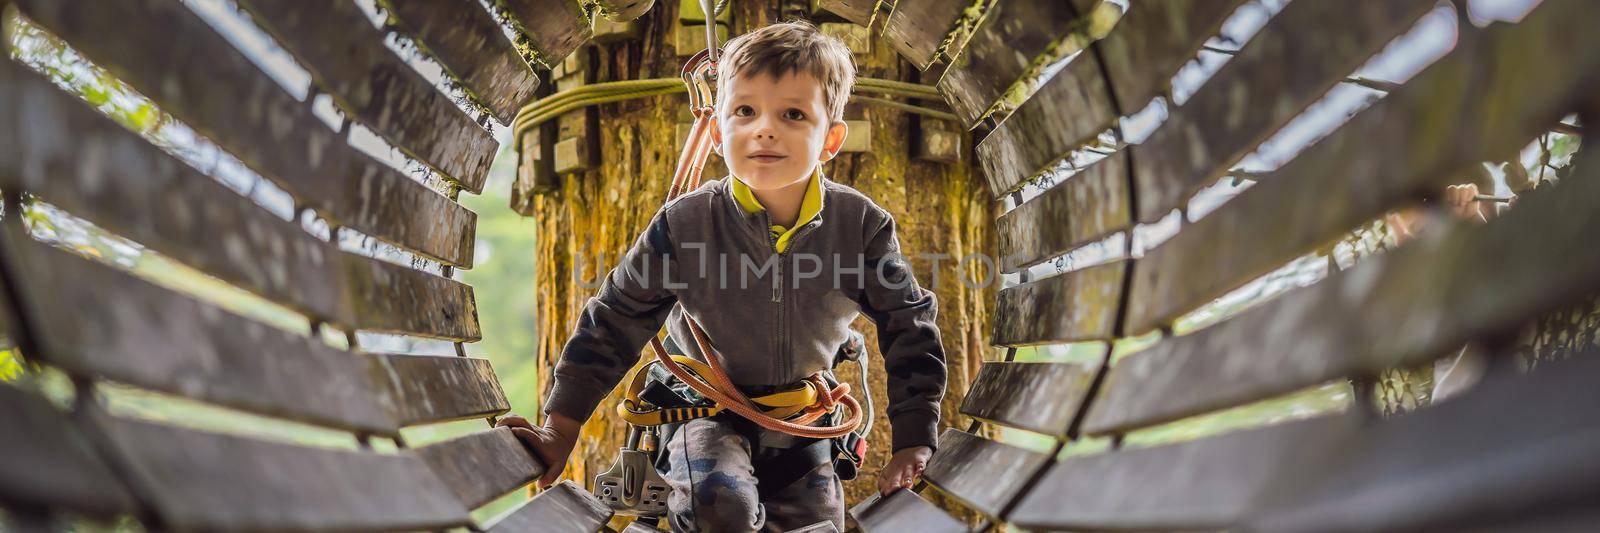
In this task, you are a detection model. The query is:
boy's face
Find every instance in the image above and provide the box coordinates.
[711,70,848,191]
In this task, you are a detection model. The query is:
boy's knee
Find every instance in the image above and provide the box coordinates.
[672,471,763,531]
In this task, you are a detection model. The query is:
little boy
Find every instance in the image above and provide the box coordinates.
[498,21,947,532]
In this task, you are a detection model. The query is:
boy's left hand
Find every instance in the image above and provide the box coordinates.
[877,445,932,495]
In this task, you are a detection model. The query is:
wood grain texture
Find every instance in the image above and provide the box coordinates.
[881,0,968,69]
[937,0,1083,126]
[852,488,968,533]
[992,262,1125,347]
[974,52,1115,197]
[4,239,403,436]
[497,0,594,68]
[234,0,497,192]
[376,354,510,426]
[1010,415,1356,531]
[483,481,613,533]
[0,385,136,519]
[816,0,877,27]
[344,252,482,341]
[995,151,1130,273]
[415,428,544,509]
[1124,0,1600,334]
[10,0,477,267]
[922,428,1052,518]
[960,361,1097,437]
[1096,0,1246,110]
[383,0,542,124]
[0,58,351,325]
[1088,124,1600,436]
[94,415,471,531]
[1131,0,1435,222]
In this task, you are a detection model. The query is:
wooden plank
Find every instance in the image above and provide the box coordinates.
[922,429,1052,518]
[816,0,877,27]
[93,414,471,531]
[344,254,482,341]
[484,481,613,533]
[383,0,541,124]
[0,57,351,325]
[234,0,498,193]
[1248,350,1600,533]
[937,0,1085,126]
[496,0,593,68]
[2,238,403,436]
[0,385,137,519]
[995,151,1130,273]
[852,489,968,533]
[1096,0,1245,111]
[1009,415,1356,531]
[1123,0,1600,334]
[1086,124,1600,436]
[1131,0,1435,222]
[415,428,544,509]
[11,0,478,267]
[973,50,1114,197]
[376,354,510,426]
[960,362,1097,437]
[992,262,1125,347]
[881,0,968,70]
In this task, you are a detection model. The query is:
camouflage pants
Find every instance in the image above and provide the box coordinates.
[662,416,846,532]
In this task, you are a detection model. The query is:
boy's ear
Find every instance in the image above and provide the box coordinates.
[819,121,848,162]
[708,116,722,155]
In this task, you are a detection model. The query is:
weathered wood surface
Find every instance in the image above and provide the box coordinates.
[816,0,877,27]
[1096,0,1245,110]
[0,58,351,325]
[383,0,541,124]
[960,361,1097,437]
[234,0,497,193]
[497,0,594,68]
[483,481,613,533]
[992,262,1125,346]
[1249,351,1600,533]
[5,239,403,436]
[1009,415,1356,531]
[974,52,1115,197]
[11,0,478,267]
[1124,0,1600,334]
[94,415,471,531]
[922,429,1052,518]
[1131,0,1435,222]
[344,253,482,341]
[415,428,544,509]
[0,385,136,519]
[1086,132,1600,436]
[881,0,968,70]
[996,151,1130,273]
[376,354,510,426]
[852,489,968,533]
[937,0,1084,126]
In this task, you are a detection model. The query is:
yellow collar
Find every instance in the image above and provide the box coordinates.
[730,169,824,253]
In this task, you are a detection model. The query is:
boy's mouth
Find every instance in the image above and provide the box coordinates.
[748,151,787,164]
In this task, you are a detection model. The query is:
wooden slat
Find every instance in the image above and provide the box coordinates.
[484,481,612,533]
[11,0,477,267]
[93,414,471,531]
[234,0,497,193]
[1248,350,1600,533]
[852,489,968,533]
[816,0,877,28]
[344,254,481,341]
[2,238,403,436]
[996,151,1130,273]
[922,429,1051,518]
[1095,0,1245,111]
[1124,0,1600,334]
[960,361,1097,437]
[376,354,510,426]
[1086,127,1600,436]
[415,428,544,509]
[0,385,137,519]
[1131,0,1435,222]
[992,262,1125,347]
[937,0,1085,126]
[496,0,593,68]
[383,0,540,124]
[974,50,1115,197]
[0,57,351,325]
[881,0,968,70]
[1009,415,1356,531]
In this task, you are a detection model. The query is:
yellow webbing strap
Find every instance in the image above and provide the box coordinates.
[616,355,823,426]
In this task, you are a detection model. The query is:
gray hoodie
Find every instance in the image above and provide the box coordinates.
[542,175,947,452]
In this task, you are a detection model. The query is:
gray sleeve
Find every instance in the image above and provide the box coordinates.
[852,212,948,453]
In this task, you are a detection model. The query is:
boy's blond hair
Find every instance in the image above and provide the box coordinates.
[715,21,856,123]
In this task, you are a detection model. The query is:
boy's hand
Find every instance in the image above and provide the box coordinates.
[877,445,932,496]
[497,412,582,489]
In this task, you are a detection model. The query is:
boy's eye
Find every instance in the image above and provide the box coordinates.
[784,109,807,121]
[733,105,754,117]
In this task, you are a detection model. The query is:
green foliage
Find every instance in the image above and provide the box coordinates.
[459,143,543,418]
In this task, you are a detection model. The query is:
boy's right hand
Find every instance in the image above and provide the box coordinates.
[497,412,582,489]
